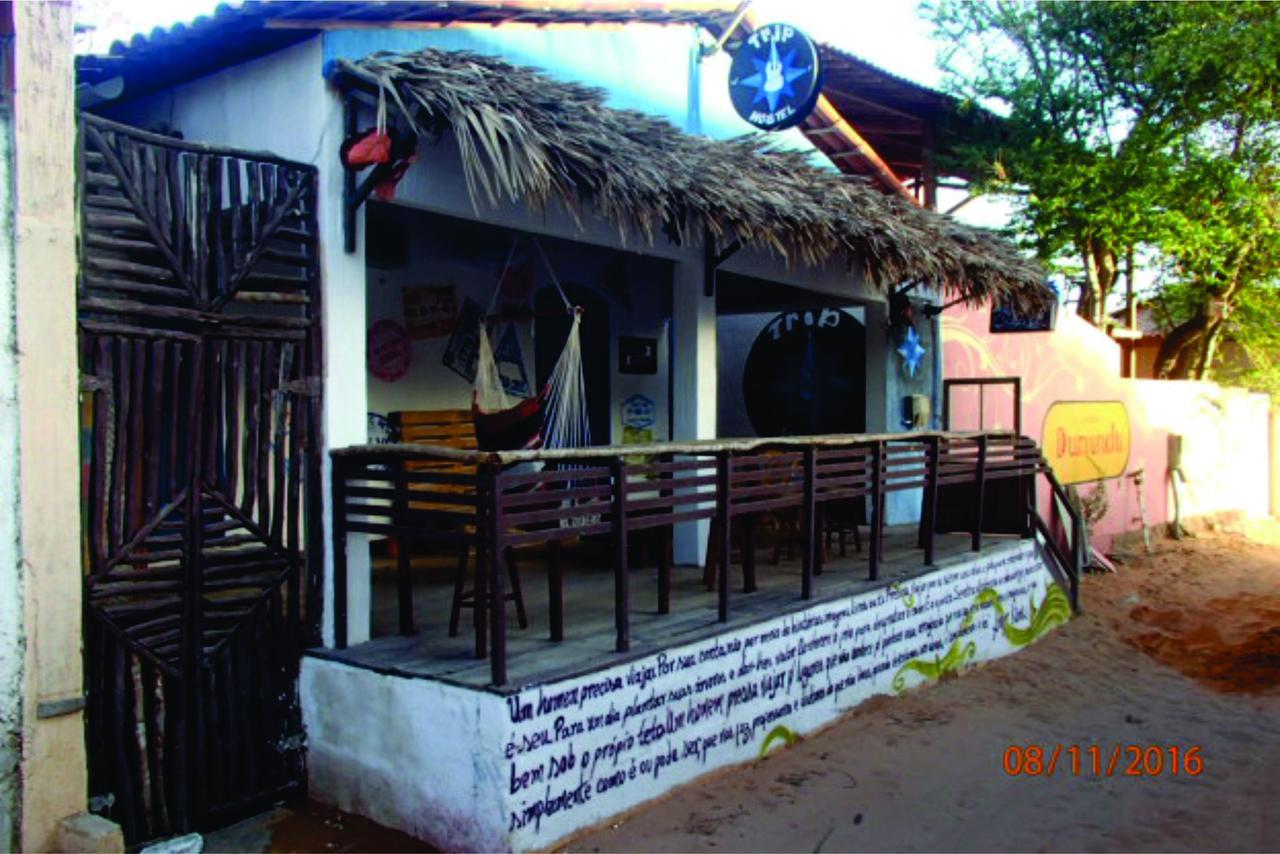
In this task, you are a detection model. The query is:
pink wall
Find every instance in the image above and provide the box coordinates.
[943,305,1272,549]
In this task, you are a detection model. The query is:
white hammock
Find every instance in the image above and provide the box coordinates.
[472,237,592,452]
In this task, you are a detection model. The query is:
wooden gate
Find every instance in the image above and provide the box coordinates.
[77,114,323,843]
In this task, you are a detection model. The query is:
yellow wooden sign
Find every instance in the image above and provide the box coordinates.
[1042,401,1131,484]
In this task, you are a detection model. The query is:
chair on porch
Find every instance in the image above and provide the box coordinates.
[388,409,533,637]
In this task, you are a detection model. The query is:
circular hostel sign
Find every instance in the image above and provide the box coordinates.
[728,23,824,132]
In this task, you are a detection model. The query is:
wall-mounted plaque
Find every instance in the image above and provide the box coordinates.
[991,297,1057,333]
[618,336,658,374]
[403,284,458,339]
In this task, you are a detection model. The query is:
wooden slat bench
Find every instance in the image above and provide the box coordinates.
[390,408,477,459]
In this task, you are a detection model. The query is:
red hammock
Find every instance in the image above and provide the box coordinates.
[473,386,547,452]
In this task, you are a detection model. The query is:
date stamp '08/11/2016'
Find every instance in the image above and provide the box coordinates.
[1003,745,1205,778]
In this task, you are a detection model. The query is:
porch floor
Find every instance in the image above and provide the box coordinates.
[308,525,1025,692]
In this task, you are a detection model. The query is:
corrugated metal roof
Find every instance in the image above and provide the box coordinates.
[814,43,981,181]
[77,1,741,98]
[74,1,986,186]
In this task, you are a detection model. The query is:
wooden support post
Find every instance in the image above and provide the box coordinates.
[1070,511,1084,613]
[548,540,564,641]
[1023,443,1037,540]
[611,457,630,653]
[869,442,883,580]
[657,452,672,615]
[488,466,507,686]
[741,516,757,593]
[973,436,987,552]
[814,505,825,576]
[1013,377,1023,436]
[395,538,414,636]
[474,466,490,661]
[393,459,414,636]
[716,452,731,623]
[183,341,207,824]
[331,456,348,650]
[658,526,672,615]
[342,93,357,253]
[801,447,817,599]
[449,546,468,638]
[923,436,939,566]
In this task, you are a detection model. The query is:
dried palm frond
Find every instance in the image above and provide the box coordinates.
[337,49,1053,312]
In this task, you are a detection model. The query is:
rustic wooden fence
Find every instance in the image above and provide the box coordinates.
[79,113,323,843]
[330,432,1082,686]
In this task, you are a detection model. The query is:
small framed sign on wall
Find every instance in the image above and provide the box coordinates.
[402,284,458,339]
[990,298,1057,333]
[618,336,658,374]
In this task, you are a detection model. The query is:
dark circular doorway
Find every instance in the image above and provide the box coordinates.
[743,308,866,437]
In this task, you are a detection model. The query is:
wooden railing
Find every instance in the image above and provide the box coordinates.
[330,431,1083,686]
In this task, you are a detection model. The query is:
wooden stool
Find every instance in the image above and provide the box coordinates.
[824,499,863,559]
[449,545,529,637]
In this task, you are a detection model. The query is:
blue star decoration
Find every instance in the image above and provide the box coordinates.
[897,326,927,377]
[738,40,810,114]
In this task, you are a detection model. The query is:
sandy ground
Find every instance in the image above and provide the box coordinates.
[566,526,1280,853]
[206,525,1280,853]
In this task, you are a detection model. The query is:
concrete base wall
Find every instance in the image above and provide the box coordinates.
[303,539,1064,852]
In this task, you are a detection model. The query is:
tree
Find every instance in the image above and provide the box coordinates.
[927,1,1280,381]
[1143,4,1280,378]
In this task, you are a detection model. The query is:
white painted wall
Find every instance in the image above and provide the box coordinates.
[1132,380,1271,522]
[0,81,23,854]
[304,539,1064,852]
[302,659,511,852]
[9,3,86,847]
[671,258,718,564]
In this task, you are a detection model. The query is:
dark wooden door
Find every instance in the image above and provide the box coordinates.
[77,114,323,844]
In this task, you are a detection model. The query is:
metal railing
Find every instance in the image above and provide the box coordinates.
[330,431,1083,686]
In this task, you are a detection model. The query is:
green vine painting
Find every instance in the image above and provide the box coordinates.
[892,584,1070,693]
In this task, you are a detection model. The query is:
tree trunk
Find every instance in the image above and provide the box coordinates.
[1158,250,1250,380]
[1195,317,1226,380]
[1154,308,1225,380]
[1076,238,1118,327]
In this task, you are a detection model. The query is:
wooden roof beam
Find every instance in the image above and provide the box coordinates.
[822,84,929,123]
[803,96,914,201]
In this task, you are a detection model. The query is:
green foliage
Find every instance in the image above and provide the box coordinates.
[1218,285,1280,399]
[926,1,1280,385]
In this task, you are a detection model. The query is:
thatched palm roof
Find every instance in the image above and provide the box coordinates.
[336,49,1051,311]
